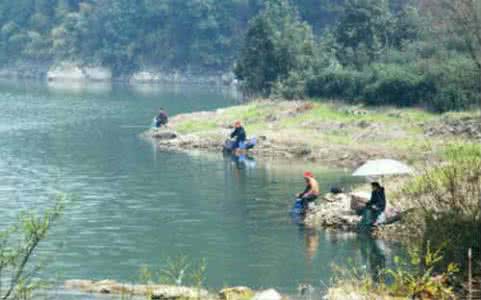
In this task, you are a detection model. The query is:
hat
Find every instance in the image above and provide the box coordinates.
[303,171,314,178]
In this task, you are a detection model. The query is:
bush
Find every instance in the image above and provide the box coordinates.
[0,197,64,299]
[306,66,370,100]
[331,243,458,299]
[272,70,308,100]
[424,56,481,112]
[403,143,481,275]
[363,63,436,107]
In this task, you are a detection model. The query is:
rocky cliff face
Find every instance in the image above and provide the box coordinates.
[0,62,235,85]
[47,62,112,82]
[129,69,237,85]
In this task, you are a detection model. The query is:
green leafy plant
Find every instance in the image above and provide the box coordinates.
[0,195,65,300]
[331,243,458,299]
[385,242,459,299]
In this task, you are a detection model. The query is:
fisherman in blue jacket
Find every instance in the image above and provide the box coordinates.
[230,120,246,155]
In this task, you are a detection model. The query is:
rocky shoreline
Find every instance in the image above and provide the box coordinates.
[144,101,480,170]
[0,61,236,86]
[64,279,286,300]
[147,127,379,168]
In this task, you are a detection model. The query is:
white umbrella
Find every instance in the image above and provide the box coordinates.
[352,159,414,177]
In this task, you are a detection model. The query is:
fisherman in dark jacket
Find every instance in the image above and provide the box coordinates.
[230,121,246,155]
[155,108,168,128]
[365,182,386,226]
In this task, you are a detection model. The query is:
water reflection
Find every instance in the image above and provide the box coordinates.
[47,80,113,94]
[359,234,387,282]
[302,226,320,264]
[226,153,257,170]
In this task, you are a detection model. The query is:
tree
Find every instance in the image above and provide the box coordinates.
[334,0,392,68]
[234,16,278,95]
[235,0,316,96]
[91,0,144,75]
[437,0,481,102]
[0,198,64,300]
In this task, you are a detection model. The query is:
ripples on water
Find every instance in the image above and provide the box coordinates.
[0,80,399,297]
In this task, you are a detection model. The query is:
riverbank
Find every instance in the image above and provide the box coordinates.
[0,62,236,85]
[145,99,480,168]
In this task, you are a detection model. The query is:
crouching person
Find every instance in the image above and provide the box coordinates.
[296,172,320,212]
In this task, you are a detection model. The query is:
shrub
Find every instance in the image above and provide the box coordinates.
[403,143,481,274]
[272,70,307,100]
[0,197,64,299]
[306,67,370,100]
[331,243,458,299]
[363,63,436,107]
[424,56,481,112]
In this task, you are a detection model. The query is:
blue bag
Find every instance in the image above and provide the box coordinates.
[291,199,305,215]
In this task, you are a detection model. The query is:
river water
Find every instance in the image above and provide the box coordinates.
[0,80,398,298]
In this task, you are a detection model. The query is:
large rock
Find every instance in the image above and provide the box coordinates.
[219,286,255,300]
[47,62,112,82]
[252,289,282,300]
[130,71,162,83]
[304,193,361,230]
[130,70,224,84]
[151,128,178,140]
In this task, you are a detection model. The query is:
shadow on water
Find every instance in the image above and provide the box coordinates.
[359,233,387,283]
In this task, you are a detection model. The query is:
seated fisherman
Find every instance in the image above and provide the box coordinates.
[230,121,246,155]
[365,182,386,226]
[297,172,320,211]
[155,108,168,128]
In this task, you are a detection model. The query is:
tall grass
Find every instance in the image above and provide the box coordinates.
[331,243,459,299]
[402,143,481,278]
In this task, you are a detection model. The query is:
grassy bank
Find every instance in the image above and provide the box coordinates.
[161,99,479,167]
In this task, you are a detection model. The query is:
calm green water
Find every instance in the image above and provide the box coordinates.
[0,80,397,298]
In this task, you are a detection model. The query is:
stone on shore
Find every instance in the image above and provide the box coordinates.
[219,286,255,300]
[151,128,178,140]
[305,192,403,231]
[304,193,361,231]
[252,289,283,300]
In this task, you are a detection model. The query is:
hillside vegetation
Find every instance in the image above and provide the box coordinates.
[2,0,480,112]
[235,0,481,112]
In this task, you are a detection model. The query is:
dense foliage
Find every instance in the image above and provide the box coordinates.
[0,0,341,76]
[235,0,481,111]
[1,0,480,110]
[0,0,260,74]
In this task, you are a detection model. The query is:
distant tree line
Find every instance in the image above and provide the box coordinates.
[0,0,341,75]
[235,0,481,111]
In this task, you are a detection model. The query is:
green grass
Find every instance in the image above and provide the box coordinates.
[175,120,217,134]
[169,99,477,165]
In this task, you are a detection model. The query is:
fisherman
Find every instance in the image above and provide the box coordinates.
[296,171,320,211]
[230,120,246,155]
[365,182,386,226]
[155,108,168,128]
